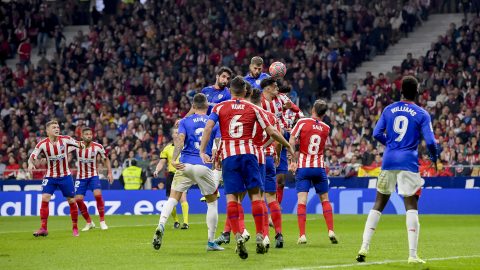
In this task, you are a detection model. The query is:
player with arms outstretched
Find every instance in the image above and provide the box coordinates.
[28,120,84,237]
[153,93,222,251]
[74,127,113,231]
[261,77,300,206]
[289,100,338,245]
[199,76,294,259]
[356,76,437,264]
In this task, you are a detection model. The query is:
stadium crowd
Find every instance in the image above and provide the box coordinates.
[1,0,477,181]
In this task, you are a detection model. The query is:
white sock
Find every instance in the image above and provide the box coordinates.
[406,209,420,258]
[206,200,218,242]
[158,198,178,228]
[361,209,382,251]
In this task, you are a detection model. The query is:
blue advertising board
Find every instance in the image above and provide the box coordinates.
[1,188,479,216]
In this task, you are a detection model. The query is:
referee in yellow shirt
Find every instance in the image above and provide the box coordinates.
[154,128,190,229]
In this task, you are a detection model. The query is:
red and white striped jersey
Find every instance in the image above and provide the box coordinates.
[253,108,278,164]
[30,136,80,178]
[291,118,330,168]
[261,93,299,129]
[211,99,272,159]
[74,142,107,179]
[284,108,304,131]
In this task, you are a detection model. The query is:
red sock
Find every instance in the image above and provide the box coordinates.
[76,199,91,223]
[251,200,264,235]
[40,201,49,230]
[297,203,306,236]
[69,202,78,230]
[238,203,245,232]
[322,201,334,231]
[95,195,105,222]
[276,185,284,204]
[223,216,231,233]
[268,201,282,234]
[227,201,241,234]
[262,201,269,237]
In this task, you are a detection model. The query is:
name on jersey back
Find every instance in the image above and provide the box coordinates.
[390,106,417,116]
[231,104,245,110]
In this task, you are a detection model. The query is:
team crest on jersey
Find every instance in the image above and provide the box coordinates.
[256,79,261,85]
[59,145,65,151]
[218,94,223,99]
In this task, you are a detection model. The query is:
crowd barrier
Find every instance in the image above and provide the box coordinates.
[1,188,479,216]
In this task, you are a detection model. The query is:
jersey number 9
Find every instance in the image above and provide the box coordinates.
[393,116,409,142]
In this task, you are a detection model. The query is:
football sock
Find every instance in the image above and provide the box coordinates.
[238,203,245,232]
[223,217,231,233]
[77,199,91,223]
[206,200,218,242]
[181,201,189,224]
[171,207,179,223]
[268,201,282,234]
[406,210,420,258]
[40,201,49,230]
[263,201,269,237]
[69,201,78,230]
[226,201,240,234]
[322,201,334,231]
[159,198,178,226]
[95,195,105,222]
[361,209,382,251]
[277,185,284,204]
[297,203,306,236]
[251,200,265,235]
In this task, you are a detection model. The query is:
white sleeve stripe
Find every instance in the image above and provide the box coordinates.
[292,123,305,138]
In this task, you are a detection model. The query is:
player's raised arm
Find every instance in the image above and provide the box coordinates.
[421,112,438,163]
[63,135,85,149]
[28,143,42,171]
[373,112,387,146]
[199,119,216,163]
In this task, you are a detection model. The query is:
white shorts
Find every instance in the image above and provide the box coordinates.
[377,170,424,197]
[172,164,219,195]
[213,169,222,184]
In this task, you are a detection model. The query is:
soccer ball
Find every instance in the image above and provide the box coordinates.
[269,62,287,79]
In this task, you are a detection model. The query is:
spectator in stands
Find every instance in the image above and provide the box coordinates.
[4,155,19,179]
[16,162,31,180]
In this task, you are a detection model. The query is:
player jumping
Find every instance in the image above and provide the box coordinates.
[356,76,437,264]
[153,93,222,251]
[245,56,270,89]
[199,76,294,259]
[289,100,338,245]
[73,127,113,231]
[28,120,84,237]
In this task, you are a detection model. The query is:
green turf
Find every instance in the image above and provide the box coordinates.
[0,214,479,270]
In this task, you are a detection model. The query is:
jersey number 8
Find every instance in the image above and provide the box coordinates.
[308,134,322,155]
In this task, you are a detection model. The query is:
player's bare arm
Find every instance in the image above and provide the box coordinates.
[171,133,186,170]
[104,156,114,184]
[153,159,167,177]
[199,120,215,164]
[265,126,294,156]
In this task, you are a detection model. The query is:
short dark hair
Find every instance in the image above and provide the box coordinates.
[230,76,246,95]
[278,85,291,94]
[193,93,208,110]
[250,56,264,66]
[313,99,328,117]
[260,77,277,89]
[401,76,419,101]
[82,127,92,133]
[130,159,137,166]
[250,88,262,105]
[217,66,233,77]
[245,82,252,99]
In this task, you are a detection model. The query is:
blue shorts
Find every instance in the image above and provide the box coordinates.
[276,132,290,175]
[259,163,266,191]
[295,168,329,194]
[42,175,75,198]
[222,154,262,194]
[264,156,277,192]
[75,176,102,196]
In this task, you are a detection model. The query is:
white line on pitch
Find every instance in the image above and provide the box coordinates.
[283,255,480,270]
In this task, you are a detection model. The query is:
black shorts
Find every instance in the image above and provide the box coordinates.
[166,172,175,197]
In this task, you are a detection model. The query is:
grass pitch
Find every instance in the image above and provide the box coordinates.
[0,214,479,270]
